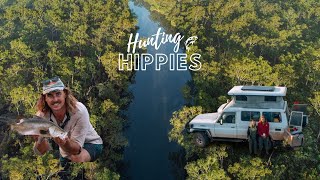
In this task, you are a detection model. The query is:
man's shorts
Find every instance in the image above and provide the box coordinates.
[60,143,103,167]
[83,143,103,161]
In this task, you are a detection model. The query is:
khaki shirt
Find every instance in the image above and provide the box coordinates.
[37,102,103,157]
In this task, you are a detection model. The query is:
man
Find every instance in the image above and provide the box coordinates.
[33,77,103,167]
[257,115,270,155]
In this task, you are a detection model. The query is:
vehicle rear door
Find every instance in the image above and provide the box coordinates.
[284,111,304,147]
[291,104,308,127]
[289,111,303,133]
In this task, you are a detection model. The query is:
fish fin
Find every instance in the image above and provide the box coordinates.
[32,115,46,121]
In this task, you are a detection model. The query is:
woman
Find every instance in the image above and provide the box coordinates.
[247,119,258,155]
[257,115,270,155]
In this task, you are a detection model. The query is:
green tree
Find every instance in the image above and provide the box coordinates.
[1,139,61,179]
[145,0,320,178]
[228,157,271,179]
[186,155,230,180]
[169,106,203,158]
[226,56,274,86]
[0,0,136,178]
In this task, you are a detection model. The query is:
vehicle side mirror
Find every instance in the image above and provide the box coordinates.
[219,119,223,125]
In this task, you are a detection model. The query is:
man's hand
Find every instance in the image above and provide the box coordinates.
[31,135,39,141]
[33,136,50,155]
[53,136,69,146]
[52,137,80,155]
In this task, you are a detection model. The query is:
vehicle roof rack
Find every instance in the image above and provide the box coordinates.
[241,86,275,91]
[228,86,287,96]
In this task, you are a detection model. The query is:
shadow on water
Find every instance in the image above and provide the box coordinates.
[120,0,190,179]
[168,149,187,180]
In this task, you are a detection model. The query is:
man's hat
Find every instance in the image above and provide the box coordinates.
[42,77,65,94]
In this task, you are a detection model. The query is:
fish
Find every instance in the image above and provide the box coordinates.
[10,116,68,140]
[184,36,198,52]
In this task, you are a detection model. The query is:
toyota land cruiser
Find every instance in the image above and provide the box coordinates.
[186,86,307,148]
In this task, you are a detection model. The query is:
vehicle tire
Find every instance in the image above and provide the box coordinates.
[194,132,209,148]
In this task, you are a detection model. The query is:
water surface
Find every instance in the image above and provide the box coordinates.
[122,1,191,179]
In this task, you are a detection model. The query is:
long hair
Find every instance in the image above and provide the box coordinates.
[36,88,78,114]
[259,115,266,123]
[249,120,256,128]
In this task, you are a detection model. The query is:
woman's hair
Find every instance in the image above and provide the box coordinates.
[36,88,78,114]
[259,115,266,123]
[249,120,256,128]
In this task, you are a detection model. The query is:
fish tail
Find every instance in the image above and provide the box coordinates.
[1,119,18,132]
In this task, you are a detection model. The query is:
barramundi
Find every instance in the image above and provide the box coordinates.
[11,116,68,139]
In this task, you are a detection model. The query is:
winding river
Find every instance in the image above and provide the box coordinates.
[122,1,191,179]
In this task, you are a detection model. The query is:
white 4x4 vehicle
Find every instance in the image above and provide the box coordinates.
[186,86,307,148]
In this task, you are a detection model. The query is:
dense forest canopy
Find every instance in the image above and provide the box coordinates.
[143,0,320,179]
[0,0,320,179]
[0,0,136,179]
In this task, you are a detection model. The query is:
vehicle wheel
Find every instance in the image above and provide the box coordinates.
[194,132,209,148]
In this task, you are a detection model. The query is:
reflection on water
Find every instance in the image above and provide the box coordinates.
[121,1,191,179]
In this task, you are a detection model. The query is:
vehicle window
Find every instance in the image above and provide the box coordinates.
[222,112,236,123]
[290,111,303,126]
[262,112,281,123]
[241,111,260,121]
[265,96,277,102]
[236,95,247,101]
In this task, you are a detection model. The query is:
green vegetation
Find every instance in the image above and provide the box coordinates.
[143,0,320,179]
[1,0,320,178]
[0,0,136,179]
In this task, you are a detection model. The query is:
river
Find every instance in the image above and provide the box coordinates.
[121,1,191,180]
